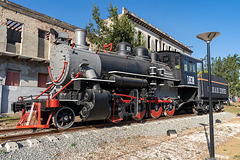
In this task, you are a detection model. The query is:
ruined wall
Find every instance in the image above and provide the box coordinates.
[38,38,49,58]
[0,25,6,52]
[0,5,7,52]
[0,56,49,113]
[0,7,76,59]
[0,57,7,82]
[0,57,48,86]
[0,1,90,113]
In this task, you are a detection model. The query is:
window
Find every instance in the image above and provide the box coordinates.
[163,56,169,63]
[38,29,49,40]
[5,70,20,86]
[188,61,195,72]
[169,46,171,51]
[6,19,23,53]
[38,29,50,58]
[163,43,165,51]
[193,63,196,72]
[38,73,48,88]
[148,35,151,49]
[155,39,158,52]
[138,31,142,45]
[175,49,177,52]
[189,62,193,72]
[184,60,188,71]
[175,58,180,69]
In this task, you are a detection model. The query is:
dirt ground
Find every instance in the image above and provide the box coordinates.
[215,117,240,160]
[0,117,19,129]
[217,104,240,159]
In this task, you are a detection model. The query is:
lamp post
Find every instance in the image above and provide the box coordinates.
[197,32,220,159]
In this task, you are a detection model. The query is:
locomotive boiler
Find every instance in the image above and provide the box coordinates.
[12,28,229,129]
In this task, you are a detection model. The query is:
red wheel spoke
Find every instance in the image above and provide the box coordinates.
[164,103,175,117]
[133,108,146,121]
[150,104,163,119]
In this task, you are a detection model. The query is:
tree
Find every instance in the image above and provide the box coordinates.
[211,56,224,77]
[86,2,145,52]
[197,55,208,74]
[211,54,240,97]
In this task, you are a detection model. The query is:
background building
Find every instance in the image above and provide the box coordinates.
[0,0,84,113]
[121,7,193,55]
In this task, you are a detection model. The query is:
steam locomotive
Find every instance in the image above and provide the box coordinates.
[12,28,229,129]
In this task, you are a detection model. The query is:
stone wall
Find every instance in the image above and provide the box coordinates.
[0,57,48,86]
[0,1,83,113]
[0,25,6,52]
[0,8,76,59]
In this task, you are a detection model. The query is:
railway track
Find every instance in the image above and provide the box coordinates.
[0,128,36,134]
[0,113,196,144]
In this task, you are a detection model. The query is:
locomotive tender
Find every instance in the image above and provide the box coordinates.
[12,28,229,129]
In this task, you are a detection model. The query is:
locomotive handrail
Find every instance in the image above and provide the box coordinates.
[35,83,55,100]
[71,43,75,49]
[51,73,82,99]
[72,77,115,83]
[48,61,68,83]
[108,71,180,81]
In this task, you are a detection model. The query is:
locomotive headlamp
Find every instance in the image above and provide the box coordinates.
[197,31,220,160]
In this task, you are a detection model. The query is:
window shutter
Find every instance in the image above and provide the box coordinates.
[5,70,20,86]
[13,71,20,86]
[6,71,12,85]
[38,74,48,88]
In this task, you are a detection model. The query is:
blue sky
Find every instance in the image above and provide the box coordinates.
[10,0,240,59]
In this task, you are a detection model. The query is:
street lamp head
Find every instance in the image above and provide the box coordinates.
[196,32,220,43]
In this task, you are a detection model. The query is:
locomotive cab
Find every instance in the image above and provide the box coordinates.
[158,51,202,112]
[158,51,181,81]
[158,51,201,86]
[178,54,201,107]
[181,54,201,87]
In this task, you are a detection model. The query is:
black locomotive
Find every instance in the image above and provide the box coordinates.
[12,28,229,129]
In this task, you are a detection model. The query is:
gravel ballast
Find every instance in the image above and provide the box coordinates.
[0,112,236,160]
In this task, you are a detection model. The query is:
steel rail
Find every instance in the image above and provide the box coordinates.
[0,128,34,134]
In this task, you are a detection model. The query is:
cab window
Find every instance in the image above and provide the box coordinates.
[184,60,188,71]
[175,58,180,69]
[189,61,193,72]
[163,56,169,63]
[193,63,196,72]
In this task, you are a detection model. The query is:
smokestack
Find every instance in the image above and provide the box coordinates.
[75,28,87,49]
